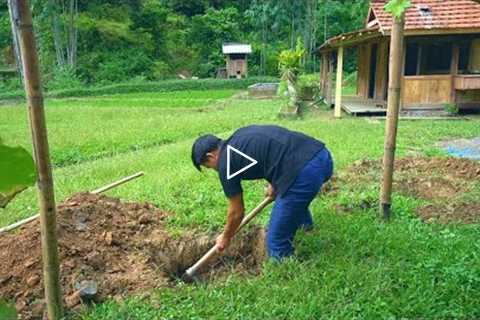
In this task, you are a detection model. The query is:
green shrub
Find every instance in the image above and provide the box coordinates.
[444,103,459,115]
[152,60,173,80]
[46,67,84,91]
[297,73,319,100]
[0,76,22,93]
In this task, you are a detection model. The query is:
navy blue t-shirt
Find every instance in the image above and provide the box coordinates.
[217,125,325,198]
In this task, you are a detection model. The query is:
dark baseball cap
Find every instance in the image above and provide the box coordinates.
[191,134,222,171]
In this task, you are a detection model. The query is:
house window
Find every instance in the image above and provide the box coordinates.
[422,43,452,74]
[404,42,452,75]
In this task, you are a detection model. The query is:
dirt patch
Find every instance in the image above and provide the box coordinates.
[418,203,480,224]
[0,193,266,319]
[340,157,480,223]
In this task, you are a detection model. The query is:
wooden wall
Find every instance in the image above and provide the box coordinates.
[356,39,388,102]
[402,75,452,107]
[374,40,389,101]
[226,57,247,78]
[357,43,370,98]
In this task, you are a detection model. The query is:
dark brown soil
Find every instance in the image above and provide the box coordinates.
[0,193,266,319]
[340,157,480,224]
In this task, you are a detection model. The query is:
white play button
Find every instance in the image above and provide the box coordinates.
[227,145,258,180]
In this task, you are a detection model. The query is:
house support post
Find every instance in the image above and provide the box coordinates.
[334,46,344,118]
[450,44,459,103]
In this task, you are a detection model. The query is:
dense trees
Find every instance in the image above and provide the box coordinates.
[0,0,369,88]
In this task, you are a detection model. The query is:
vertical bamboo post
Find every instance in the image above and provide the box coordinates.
[13,0,63,318]
[334,46,344,118]
[380,13,405,219]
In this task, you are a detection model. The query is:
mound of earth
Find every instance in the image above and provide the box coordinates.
[0,193,266,319]
[340,157,480,224]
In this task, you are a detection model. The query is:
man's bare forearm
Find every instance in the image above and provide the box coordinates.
[223,193,244,239]
[223,208,244,238]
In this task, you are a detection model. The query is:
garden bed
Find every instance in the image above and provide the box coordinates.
[339,157,480,224]
[0,193,265,319]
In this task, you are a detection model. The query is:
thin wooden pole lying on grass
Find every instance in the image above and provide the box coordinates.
[0,172,145,234]
[90,171,144,194]
[380,12,406,219]
[13,0,63,318]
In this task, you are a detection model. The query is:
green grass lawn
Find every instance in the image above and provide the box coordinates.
[1,90,480,319]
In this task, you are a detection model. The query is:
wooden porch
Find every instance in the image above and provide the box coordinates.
[342,96,386,116]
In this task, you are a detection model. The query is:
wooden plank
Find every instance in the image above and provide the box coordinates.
[403,75,452,106]
[375,39,388,101]
[334,46,344,118]
[454,75,480,90]
[357,44,369,99]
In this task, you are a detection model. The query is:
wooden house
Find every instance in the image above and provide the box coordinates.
[318,0,480,115]
[222,43,252,79]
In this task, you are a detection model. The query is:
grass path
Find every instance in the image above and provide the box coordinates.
[1,91,480,318]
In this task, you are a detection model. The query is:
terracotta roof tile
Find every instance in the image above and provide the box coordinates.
[370,0,480,31]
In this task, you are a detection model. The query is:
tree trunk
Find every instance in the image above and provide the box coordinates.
[380,13,406,219]
[12,0,64,318]
[50,0,65,68]
[66,0,78,68]
[7,0,24,82]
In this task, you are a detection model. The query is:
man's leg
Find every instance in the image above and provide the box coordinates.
[266,197,302,260]
[267,148,334,259]
[299,208,314,231]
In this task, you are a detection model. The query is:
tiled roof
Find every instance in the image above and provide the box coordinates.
[370,0,480,32]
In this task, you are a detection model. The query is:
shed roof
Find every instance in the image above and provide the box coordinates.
[222,43,252,54]
[319,0,480,51]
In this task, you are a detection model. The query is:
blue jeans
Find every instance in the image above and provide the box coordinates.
[267,148,333,260]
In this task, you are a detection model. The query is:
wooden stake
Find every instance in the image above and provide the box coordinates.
[13,0,63,318]
[380,13,405,220]
[334,46,344,118]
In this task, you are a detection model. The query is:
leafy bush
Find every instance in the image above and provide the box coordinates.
[46,67,84,91]
[152,61,173,80]
[297,74,319,100]
[0,76,22,94]
[444,103,459,115]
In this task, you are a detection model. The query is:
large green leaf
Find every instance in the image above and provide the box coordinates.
[384,0,411,18]
[0,300,17,320]
[0,144,36,208]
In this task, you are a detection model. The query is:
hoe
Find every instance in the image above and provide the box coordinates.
[183,197,273,282]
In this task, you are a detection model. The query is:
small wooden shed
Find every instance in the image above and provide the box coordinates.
[222,43,252,79]
[318,0,480,115]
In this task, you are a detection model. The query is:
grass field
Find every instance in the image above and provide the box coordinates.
[1,89,480,319]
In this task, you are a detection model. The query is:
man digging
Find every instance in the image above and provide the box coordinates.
[191,125,333,260]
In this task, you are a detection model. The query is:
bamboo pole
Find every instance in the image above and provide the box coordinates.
[0,172,145,234]
[13,0,63,318]
[380,13,405,220]
[334,46,344,118]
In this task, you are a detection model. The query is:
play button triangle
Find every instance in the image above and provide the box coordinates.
[227,145,258,180]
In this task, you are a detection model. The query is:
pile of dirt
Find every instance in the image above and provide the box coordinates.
[0,193,266,319]
[340,157,480,224]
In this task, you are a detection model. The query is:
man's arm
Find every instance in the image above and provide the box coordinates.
[216,193,245,251]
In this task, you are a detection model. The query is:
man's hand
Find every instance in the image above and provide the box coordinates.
[265,183,276,200]
[216,233,231,252]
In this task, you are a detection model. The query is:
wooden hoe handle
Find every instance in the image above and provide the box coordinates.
[185,197,273,278]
